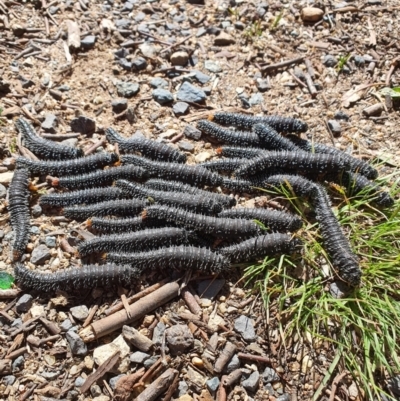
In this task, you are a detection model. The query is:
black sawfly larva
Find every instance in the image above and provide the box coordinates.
[16,153,119,176]
[216,146,263,159]
[15,117,84,160]
[253,123,302,151]
[14,262,140,292]
[116,179,223,214]
[105,127,187,163]
[199,158,248,173]
[87,216,167,234]
[8,169,32,261]
[105,245,230,273]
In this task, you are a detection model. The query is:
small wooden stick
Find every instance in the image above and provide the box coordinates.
[217,376,228,401]
[181,286,202,316]
[84,139,106,156]
[136,368,177,401]
[214,342,237,373]
[261,56,305,72]
[385,56,400,87]
[328,371,349,401]
[222,369,242,387]
[237,352,271,364]
[161,368,180,401]
[82,305,98,328]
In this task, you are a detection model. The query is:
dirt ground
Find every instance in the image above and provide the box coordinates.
[0,0,400,400]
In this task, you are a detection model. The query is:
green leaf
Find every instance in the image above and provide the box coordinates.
[0,272,14,289]
[379,87,400,98]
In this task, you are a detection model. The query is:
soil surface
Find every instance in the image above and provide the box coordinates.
[0,1,399,401]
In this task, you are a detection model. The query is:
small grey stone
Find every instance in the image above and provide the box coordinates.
[256,78,271,92]
[150,78,168,88]
[197,279,225,300]
[19,75,35,88]
[234,315,257,341]
[130,351,150,363]
[323,54,337,67]
[109,374,125,390]
[66,330,88,356]
[41,114,58,132]
[41,370,61,380]
[203,86,212,96]
[16,294,33,313]
[62,138,78,148]
[334,110,349,121]
[45,236,56,248]
[276,394,291,401]
[119,58,132,71]
[152,88,173,105]
[193,70,211,84]
[173,102,189,116]
[177,380,189,397]
[70,116,96,135]
[111,98,128,113]
[11,318,22,327]
[234,21,246,30]
[75,377,85,387]
[12,356,24,372]
[139,42,158,58]
[0,184,6,199]
[221,21,231,28]
[60,319,73,332]
[48,6,59,14]
[31,204,42,217]
[196,27,207,37]
[239,94,250,108]
[262,367,280,383]
[178,141,194,152]
[114,48,129,59]
[70,305,89,321]
[328,120,341,136]
[257,6,267,17]
[225,354,240,373]
[31,244,51,265]
[204,60,222,73]
[206,377,220,393]
[177,82,206,103]
[3,375,16,385]
[30,226,40,235]
[183,125,201,140]
[354,55,365,66]
[214,32,235,46]
[242,371,260,393]
[170,51,189,66]
[116,81,140,98]
[152,321,166,345]
[67,389,79,399]
[330,281,350,298]
[115,19,131,29]
[90,384,102,397]
[143,356,158,369]
[57,85,70,92]
[132,57,147,71]
[166,324,194,354]
[122,2,134,11]
[5,231,15,241]
[249,92,264,106]
[81,36,96,49]
[134,12,146,22]
[341,65,351,74]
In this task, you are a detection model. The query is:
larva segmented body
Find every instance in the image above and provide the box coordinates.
[253,124,302,151]
[286,135,378,179]
[14,262,139,292]
[105,127,186,163]
[16,153,119,176]
[53,165,148,190]
[218,208,303,232]
[15,118,84,160]
[209,112,308,133]
[216,146,263,159]
[144,178,236,208]
[106,245,230,273]
[235,151,350,179]
[63,199,147,220]
[40,187,127,207]
[142,205,262,239]
[262,174,318,199]
[8,169,31,261]
[116,180,223,214]
[199,158,248,173]
[87,216,166,234]
[196,120,261,146]
[120,155,223,187]
[220,177,260,193]
[218,233,302,263]
[78,227,188,257]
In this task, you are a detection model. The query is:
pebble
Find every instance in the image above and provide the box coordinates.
[115,19,131,30]
[173,101,189,116]
[177,380,189,397]
[30,244,51,265]
[31,204,42,217]
[256,78,271,92]
[225,354,240,373]
[184,125,202,140]
[30,226,40,235]
[130,351,150,364]
[109,374,125,390]
[81,35,96,49]
[192,357,204,368]
[114,48,129,59]
[327,120,341,136]
[132,57,147,71]
[323,54,337,67]
[206,377,220,394]
[0,184,6,199]
[118,58,132,71]
[204,60,222,73]
[60,319,73,332]
[166,324,194,354]
[12,356,24,372]
[198,279,225,300]
[93,396,110,401]
[139,42,158,58]
[276,394,290,401]
[194,151,212,163]
[242,371,260,393]
[262,367,280,383]
[3,375,16,385]
[91,384,102,397]
[45,236,56,248]
[354,55,365,66]
[152,321,166,345]
[66,331,88,356]
[214,32,235,45]
[41,113,58,132]
[193,70,211,84]
[150,77,168,88]
[248,93,264,106]
[178,141,194,152]
[363,103,384,117]
[62,138,78,148]
[16,294,33,313]
[75,377,85,387]
[143,355,159,369]
[0,172,14,185]
[234,315,257,342]
[41,370,60,380]
[152,88,173,105]
[187,365,206,387]
[111,98,128,113]
[70,116,96,135]
[171,51,189,66]
[116,80,140,98]
[329,281,350,298]
[70,305,89,321]
[93,335,130,373]
[177,82,206,103]
[334,110,350,121]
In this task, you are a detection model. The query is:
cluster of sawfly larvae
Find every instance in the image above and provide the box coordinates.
[9,112,394,292]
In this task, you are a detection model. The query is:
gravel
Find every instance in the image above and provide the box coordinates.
[30,244,51,265]
[177,82,206,103]
[66,330,88,356]
[16,294,33,313]
[152,88,173,105]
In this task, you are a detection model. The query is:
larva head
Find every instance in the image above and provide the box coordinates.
[207,113,215,121]
[12,249,22,262]
[47,176,59,187]
[28,182,38,191]
[101,252,107,260]
[216,147,223,155]
[141,209,148,220]
[86,218,93,228]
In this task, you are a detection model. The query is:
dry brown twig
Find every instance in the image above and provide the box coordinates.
[328,371,349,401]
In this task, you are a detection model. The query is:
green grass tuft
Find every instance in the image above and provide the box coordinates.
[244,169,400,400]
